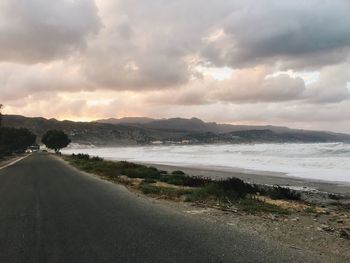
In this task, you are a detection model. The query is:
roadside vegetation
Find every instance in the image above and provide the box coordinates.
[0,104,37,158]
[64,153,304,215]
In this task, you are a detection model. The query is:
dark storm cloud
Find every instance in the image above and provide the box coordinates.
[0,0,101,63]
[202,1,350,68]
[1,0,350,132]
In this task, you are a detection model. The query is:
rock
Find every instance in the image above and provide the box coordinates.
[320,224,334,232]
[268,214,278,221]
[291,217,299,222]
[340,229,350,239]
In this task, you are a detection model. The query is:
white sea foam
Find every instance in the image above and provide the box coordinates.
[63,143,350,183]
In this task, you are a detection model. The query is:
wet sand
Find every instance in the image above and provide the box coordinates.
[144,163,350,195]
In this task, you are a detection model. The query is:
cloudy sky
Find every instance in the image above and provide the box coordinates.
[1,0,350,133]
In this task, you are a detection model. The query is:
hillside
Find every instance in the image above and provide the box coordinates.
[2,115,186,145]
[97,116,310,134]
[96,117,155,125]
[3,115,350,145]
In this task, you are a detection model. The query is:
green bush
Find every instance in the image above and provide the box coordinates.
[172,170,186,176]
[91,156,104,162]
[328,193,341,200]
[121,166,161,179]
[139,184,190,198]
[72,153,90,160]
[266,185,301,201]
[160,171,211,187]
[237,198,291,215]
[217,177,256,198]
[186,177,256,202]
[117,161,141,169]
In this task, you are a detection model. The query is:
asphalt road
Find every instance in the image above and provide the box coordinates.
[0,153,326,263]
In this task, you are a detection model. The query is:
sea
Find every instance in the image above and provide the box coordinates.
[62,143,350,183]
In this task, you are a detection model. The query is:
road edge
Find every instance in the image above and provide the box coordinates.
[0,154,31,171]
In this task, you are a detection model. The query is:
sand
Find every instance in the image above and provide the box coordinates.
[144,163,350,195]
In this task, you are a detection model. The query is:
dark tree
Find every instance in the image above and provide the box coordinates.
[0,104,2,128]
[0,127,36,156]
[42,130,71,153]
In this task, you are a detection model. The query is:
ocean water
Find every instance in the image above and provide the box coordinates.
[62,143,350,183]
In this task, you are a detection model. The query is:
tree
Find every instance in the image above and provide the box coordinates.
[42,130,71,153]
[0,127,36,156]
[0,106,37,157]
[0,104,2,128]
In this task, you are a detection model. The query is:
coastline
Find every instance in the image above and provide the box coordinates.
[140,162,350,195]
[62,142,350,194]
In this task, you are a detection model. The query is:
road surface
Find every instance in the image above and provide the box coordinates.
[0,153,327,262]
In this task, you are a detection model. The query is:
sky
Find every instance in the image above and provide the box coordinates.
[1,0,350,133]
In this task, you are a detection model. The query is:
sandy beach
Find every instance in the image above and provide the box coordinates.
[146,163,350,195]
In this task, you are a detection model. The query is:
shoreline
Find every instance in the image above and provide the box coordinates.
[62,142,350,194]
[140,162,350,195]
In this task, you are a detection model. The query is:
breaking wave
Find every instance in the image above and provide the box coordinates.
[63,143,350,183]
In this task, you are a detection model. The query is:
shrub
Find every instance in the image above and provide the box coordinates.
[72,153,90,160]
[91,156,104,162]
[159,173,211,187]
[328,193,341,200]
[185,183,221,202]
[172,170,186,176]
[121,166,161,180]
[216,177,256,199]
[117,161,142,169]
[267,185,301,201]
[237,198,291,215]
[186,177,256,202]
[139,184,190,198]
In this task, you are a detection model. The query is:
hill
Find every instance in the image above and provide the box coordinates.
[96,117,155,125]
[3,115,350,145]
[97,116,307,133]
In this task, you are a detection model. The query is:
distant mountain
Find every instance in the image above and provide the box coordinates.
[143,117,209,132]
[3,115,350,145]
[96,117,155,125]
[142,117,293,133]
[99,116,293,133]
[2,115,180,146]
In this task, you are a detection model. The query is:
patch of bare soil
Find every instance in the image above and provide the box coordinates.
[149,195,350,262]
